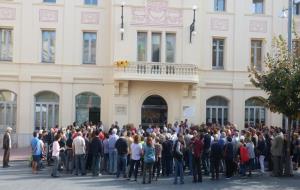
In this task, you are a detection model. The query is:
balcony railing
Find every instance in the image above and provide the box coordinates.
[114,62,199,83]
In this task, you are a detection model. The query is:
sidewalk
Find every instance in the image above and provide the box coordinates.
[0,147,31,162]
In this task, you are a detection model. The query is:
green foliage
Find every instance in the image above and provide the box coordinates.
[249,35,300,119]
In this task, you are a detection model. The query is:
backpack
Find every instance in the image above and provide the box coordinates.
[240,145,249,164]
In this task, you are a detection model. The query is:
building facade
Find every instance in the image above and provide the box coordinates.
[0,0,296,147]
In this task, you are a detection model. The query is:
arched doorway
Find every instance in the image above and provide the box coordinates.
[206,96,229,126]
[141,95,167,128]
[75,92,101,125]
[34,91,59,130]
[245,97,266,127]
[0,90,17,133]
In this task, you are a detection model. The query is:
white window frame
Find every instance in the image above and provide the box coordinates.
[251,39,263,71]
[212,38,225,69]
[0,28,13,62]
[41,30,56,63]
[82,32,97,64]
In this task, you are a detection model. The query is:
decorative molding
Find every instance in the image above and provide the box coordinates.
[39,9,58,23]
[81,12,100,24]
[211,18,229,31]
[249,20,267,33]
[131,0,183,27]
[115,104,127,115]
[0,7,16,21]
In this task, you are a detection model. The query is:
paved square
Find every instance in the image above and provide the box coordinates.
[1,161,300,190]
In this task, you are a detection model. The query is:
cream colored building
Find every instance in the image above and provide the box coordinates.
[0,0,297,147]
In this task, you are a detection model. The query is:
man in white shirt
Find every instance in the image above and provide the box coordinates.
[72,132,86,176]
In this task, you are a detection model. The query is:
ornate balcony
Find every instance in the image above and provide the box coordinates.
[114,62,199,83]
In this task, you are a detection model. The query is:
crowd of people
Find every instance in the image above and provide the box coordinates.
[5,120,300,184]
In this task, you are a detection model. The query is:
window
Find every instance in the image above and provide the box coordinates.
[251,40,262,71]
[295,3,300,15]
[252,0,264,14]
[212,38,224,69]
[206,96,228,126]
[43,0,56,3]
[214,0,226,12]
[34,91,59,130]
[245,98,266,127]
[166,33,176,63]
[83,32,97,64]
[293,40,300,57]
[137,32,147,62]
[151,33,161,62]
[76,92,101,125]
[84,0,98,5]
[0,28,13,61]
[42,30,56,63]
[0,90,17,134]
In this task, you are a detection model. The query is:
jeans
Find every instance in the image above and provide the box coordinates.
[202,151,210,175]
[240,163,246,176]
[128,159,140,180]
[109,150,117,174]
[65,149,73,173]
[143,162,154,183]
[225,159,234,178]
[192,156,202,182]
[51,156,60,177]
[259,155,265,173]
[117,155,127,178]
[102,153,109,173]
[210,159,220,179]
[153,157,161,178]
[162,156,173,176]
[174,159,184,184]
[75,154,86,175]
[92,155,101,176]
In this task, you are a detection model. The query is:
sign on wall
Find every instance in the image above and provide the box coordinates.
[115,104,127,115]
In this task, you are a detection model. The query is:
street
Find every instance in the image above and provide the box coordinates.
[1,161,300,190]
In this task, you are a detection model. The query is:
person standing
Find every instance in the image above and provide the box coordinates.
[257,133,266,174]
[153,137,162,181]
[128,135,142,181]
[51,134,62,177]
[2,127,12,168]
[108,128,119,174]
[72,131,86,176]
[31,131,42,174]
[271,128,284,177]
[191,132,203,183]
[115,132,128,178]
[202,129,211,175]
[142,136,155,184]
[162,134,173,176]
[91,130,103,176]
[210,135,223,180]
[224,137,234,179]
[173,134,185,185]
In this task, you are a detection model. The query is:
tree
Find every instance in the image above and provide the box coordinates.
[249,35,300,176]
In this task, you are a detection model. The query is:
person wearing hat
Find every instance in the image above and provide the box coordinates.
[2,127,12,168]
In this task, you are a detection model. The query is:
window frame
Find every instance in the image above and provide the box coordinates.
[137,31,148,62]
[82,31,97,65]
[41,30,56,63]
[43,0,56,3]
[165,33,176,63]
[214,0,226,12]
[151,32,162,63]
[212,38,225,70]
[250,39,263,71]
[84,0,98,6]
[252,0,264,14]
[0,28,13,62]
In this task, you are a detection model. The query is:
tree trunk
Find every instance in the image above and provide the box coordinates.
[284,117,293,176]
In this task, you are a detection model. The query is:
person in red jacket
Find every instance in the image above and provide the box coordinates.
[191,132,204,183]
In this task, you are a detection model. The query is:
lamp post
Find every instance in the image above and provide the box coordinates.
[190,5,197,43]
[120,1,125,40]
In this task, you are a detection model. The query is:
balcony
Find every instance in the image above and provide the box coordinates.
[114,62,199,83]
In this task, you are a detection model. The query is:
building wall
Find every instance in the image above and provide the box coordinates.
[0,0,295,147]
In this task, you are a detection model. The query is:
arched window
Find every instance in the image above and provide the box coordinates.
[34,91,59,130]
[75,92,101,125]
[245,97,266,126]
[0,90,17,133]
[206,96,228,126]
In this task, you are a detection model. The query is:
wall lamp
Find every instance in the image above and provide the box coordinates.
[120,1,125,40]
[190,5,197,43]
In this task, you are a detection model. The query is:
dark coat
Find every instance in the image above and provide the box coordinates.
[210,141,223,160]
[2,132,10,150]
[90,137,103,156]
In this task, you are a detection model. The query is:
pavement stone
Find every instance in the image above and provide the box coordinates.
[0,161,300,190]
